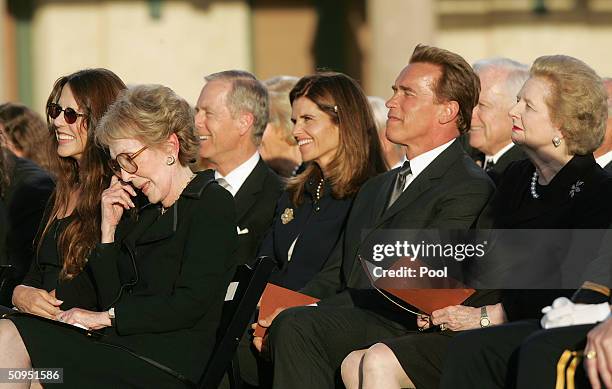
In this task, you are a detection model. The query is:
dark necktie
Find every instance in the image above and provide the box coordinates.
[387,160,412,209]
[484,159,495,172]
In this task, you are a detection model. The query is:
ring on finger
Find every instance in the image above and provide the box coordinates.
[586,350,597,360]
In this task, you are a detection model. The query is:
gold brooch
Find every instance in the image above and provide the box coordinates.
[281,208,294,224]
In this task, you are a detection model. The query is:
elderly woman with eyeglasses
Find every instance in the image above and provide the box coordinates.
[8,68,126,318]
[0,84,238,388]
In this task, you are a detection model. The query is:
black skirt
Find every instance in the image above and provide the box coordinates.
[3,312,189,389]
[382,330,455,389]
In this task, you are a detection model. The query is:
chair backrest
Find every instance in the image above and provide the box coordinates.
[0,265,15,307]
[198,256,276,389]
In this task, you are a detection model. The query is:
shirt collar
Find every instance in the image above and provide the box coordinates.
[214,152,260,197]
[596,150,612,169]
[408,138,455,180]
[486,142,515,164]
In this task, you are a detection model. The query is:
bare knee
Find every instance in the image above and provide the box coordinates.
[0,319,31,368]
[341,349,366,389]
[362,343,414,388]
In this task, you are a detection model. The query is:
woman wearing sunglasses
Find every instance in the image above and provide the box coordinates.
[0,84,238,388]
[9,68,127,319]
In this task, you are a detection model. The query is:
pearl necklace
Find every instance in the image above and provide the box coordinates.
[315,178,324,201]
[530,171,540,199]
[313,178,324,212]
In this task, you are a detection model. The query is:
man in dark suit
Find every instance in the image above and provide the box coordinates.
[469,58,529,184]
[195,70,282,265]
[595,78,612,173]
[254,45,495,389]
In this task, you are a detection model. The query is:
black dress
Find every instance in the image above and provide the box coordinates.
[258,179,354,291]
[439,154,612,389]
[20,215,98,311]
[3,173,238,388]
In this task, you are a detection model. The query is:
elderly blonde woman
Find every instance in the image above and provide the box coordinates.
[435,55,612,389]
[343,54,612,389]
[0,85,238,388]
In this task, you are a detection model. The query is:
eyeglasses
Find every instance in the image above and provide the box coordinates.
[47,103,87,124]
[108,145,148,175]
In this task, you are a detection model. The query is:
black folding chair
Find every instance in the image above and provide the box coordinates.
[198,256,276,389]
[0,264,15,307]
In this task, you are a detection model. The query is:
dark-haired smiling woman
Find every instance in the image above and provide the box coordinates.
[258,72,386,292]
[0,84,238,388]
[10,68,126,317]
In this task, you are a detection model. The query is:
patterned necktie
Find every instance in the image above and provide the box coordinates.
[484,159,495,172]
[387,160,412,209]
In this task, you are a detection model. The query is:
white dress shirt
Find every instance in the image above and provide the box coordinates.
[402,139,455,191]
[596,150,612,170]
[484,142,515,169]
[214,152,260,197]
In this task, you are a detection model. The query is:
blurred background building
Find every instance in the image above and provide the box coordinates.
[2,0,612,113]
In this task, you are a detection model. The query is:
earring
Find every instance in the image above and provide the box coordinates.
[166,156,176,166]
[552,136,562,148]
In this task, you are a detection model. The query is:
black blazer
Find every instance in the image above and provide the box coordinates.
[477,154,612,321]
[203,157,282,266]
[301,140,495,303]
[4,155,54,283]
[486,144,526,185]
[258,180,354,291]
[87,173,238,383]
[603,159,612,174]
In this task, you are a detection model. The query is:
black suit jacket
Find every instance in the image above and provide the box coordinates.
[88,173,238,383]
[486,144,526,185]
[603,159,612,174]
[301,140,495,305]
[204,157,282,265]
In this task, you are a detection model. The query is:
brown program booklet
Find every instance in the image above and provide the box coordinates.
[254,283,319,337]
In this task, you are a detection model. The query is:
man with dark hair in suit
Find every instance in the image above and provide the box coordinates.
[195,70,282,265]
[595,78,612,173]
[253,45,495,389]
[469,58,529,184]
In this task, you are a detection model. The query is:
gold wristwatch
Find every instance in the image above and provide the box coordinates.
[480,306,491,328]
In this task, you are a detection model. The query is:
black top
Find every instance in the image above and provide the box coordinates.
[477,154,612,321]
[21,215,98,311]
[88,172,238,383]
[4,154,54,283]
[259,179,354,291]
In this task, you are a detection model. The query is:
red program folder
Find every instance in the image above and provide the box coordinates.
[254,283,319,337]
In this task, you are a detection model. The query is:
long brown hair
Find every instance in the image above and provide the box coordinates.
[287,72,386,205]
[40,68,127,279]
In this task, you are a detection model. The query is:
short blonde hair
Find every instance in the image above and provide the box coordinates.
[530,55,607,155]
[96,84,198,166]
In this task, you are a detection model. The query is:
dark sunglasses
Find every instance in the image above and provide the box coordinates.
[108,145,148,175]
[47,103,86,124]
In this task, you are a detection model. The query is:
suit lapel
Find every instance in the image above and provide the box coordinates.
[375,140,462,224]
[234,157,266,223]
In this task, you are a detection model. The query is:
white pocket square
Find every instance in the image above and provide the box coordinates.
[237,227,249,235]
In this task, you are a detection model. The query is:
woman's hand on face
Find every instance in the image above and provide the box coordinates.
[11,285,63,319]
[56,308,111,330]
[101,176,137,242]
